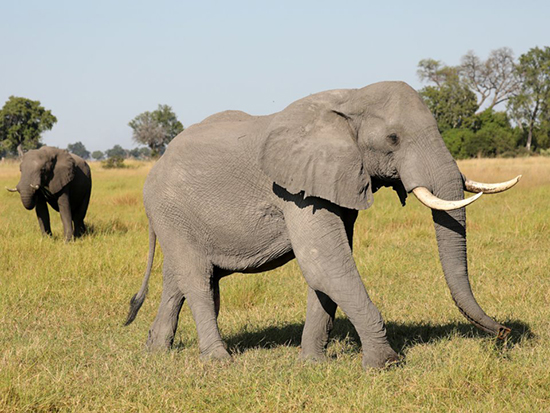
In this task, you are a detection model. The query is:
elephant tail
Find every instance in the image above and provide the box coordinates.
[124,225,157,326]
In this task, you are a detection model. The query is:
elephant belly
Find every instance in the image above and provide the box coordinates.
[144,137,293,273]
[207,201,294,272]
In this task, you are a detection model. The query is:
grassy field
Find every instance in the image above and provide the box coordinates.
[1,157,549,412]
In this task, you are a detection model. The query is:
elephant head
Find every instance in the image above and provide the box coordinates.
[7,146,75,209]
[259,81,519,338]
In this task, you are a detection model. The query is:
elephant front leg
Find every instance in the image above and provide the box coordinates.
[35,196,52,236]
[300,288,337,362]
[283,199,398,369]
[57,190,74,241]
[299,208,356,361]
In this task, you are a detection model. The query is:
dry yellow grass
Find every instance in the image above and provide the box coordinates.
[459,156,550,188]
[0,157,549,412]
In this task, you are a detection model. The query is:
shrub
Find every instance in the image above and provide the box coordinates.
[442,109,521,158]
[442,128,474,159]
[101,155,126,169]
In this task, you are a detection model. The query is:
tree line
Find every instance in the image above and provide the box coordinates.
[417,46,550,158]
[0,102,183,160]
[1,46,549,160]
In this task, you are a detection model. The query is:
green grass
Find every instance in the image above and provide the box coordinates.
[1,158,549,412]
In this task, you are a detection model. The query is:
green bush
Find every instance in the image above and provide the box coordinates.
[442,128,474,159]
[101,155,126,169]
[442,109,522,158]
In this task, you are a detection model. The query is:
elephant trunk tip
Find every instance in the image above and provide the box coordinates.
[455,301,510,339]
[498,326,511,340]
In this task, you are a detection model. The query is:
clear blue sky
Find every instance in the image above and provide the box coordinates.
[2,0,549,152]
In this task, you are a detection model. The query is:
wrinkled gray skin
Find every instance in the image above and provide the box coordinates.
[126,82,510,369]
[10,146,91,241]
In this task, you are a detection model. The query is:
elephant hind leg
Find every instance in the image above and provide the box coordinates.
[300,288,337,362]
[146,271,186,351]
[186,286,230,360]
[72,195,90,238]
[147,245,229,360]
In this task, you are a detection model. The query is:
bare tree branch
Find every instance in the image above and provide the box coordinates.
[461,48,519,112]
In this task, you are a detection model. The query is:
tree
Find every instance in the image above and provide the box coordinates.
[128,147,141,159]
[0,96,57,157]
[441,128,475,159]
[419,79,479,133]
[469,109,517,157]
[128,104,184,157]
[417,59,459,87]
[129,111,164,156]
[507,46,550,151]
[441,109,518,159]
[460,48,519,111]
[419,48,519,113]
[106,144,127,158]
[67,141,90,159]
[139,146,151,159]
[91,150,104,160]
[417,58,478,133]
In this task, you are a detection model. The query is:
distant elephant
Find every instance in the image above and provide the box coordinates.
[6,146,92,241]
[125,82,520,369]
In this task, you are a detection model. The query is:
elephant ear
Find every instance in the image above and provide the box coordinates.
[258,91,373,210]
[49,149,75,194]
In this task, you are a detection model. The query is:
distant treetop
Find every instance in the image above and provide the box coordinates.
[67,141,90,159]
[0,96,57,157]
[128,104,184,157]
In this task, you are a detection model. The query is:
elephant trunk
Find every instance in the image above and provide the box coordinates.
[431,161,510,338]
[17,181,38,210]
[400,130,509,339]
[432,206,510,338]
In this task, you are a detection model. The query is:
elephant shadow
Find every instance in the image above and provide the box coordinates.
[223,318,533,358]
[83,219,131,236]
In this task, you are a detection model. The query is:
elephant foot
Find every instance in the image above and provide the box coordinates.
[200,343,232,362]
[362,345,400,370]
[299,349,328,364]
[145,330,174,352]
[145,342,171,352]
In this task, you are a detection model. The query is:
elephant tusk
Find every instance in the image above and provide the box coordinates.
[464,175,522,194]
[412,187,483,211]
[5,187,18,192]
[29,184,40,190]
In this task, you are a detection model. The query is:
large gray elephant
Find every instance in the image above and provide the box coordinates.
[6,146,92,241]
[125,82,520,369]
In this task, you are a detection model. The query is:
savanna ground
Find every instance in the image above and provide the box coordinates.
[0,157,549,412]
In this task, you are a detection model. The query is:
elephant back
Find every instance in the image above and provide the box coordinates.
[200,110,253,125]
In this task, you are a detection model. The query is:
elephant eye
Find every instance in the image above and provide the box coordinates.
[387,133,400,146]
